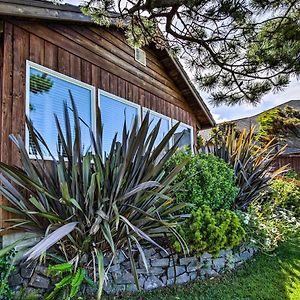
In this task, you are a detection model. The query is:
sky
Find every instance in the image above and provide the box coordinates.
[63,0,300,123]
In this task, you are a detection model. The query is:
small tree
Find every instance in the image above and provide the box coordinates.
[257,105,300,145]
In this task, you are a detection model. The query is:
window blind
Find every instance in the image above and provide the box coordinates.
[100,93,139,154]
[28,66,92,156]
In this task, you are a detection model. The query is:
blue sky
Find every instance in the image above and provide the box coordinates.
[64,0,300,123]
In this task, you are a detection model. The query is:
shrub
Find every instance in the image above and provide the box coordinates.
[284,169,300,180]
[173,205,246,255]
[239,205,299,252]
[206,126,287,210]
[0,253,15,300]
[270,179,300,218]
[0,98,187,298]
[168,151,238,212]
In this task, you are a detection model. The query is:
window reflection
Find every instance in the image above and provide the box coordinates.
[100,92,139,154]
[28,66,92,156]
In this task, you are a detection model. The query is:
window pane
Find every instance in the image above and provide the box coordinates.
[100,93,139,154]
[145,111,170,148]
[174,123,192,149]
[29,67,92,156]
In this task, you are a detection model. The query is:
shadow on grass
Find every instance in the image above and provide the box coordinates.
[105,241,300,300]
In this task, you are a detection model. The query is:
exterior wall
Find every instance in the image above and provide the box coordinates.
[9,244,257,295]
[0,19,201,227]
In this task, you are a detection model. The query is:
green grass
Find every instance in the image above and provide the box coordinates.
[107,241,300,300]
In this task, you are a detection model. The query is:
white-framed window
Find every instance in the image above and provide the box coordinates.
[25,60,96,158]
[142,108,172,149]
[99,90,141,154]
[172,119,194,151]
[134,48,147,66]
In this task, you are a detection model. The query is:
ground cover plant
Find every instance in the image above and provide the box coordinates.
[0,98,189,299]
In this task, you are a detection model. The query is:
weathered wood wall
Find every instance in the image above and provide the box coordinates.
[0,19,202,227]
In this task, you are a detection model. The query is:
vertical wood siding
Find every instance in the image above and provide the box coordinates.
[0,20,201,226]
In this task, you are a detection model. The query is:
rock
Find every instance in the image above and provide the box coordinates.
[233,253,240,263]
[138,275,146,288]
[150,258,170,267]
[200,265,212,277]
[103,254,112,267]
[212,257,225,272]
[160,250,170,258]
[121,261,132,270]
[206,269,219,278]
[113,251,127,264]
[189,271,197,281]
[136,267,164,275]
[201,252,212,260]
[167,266,186,279]
[109,264,121,273]
[169,254,178,266]
[125,284,138,292]
[20,264,36,279]
[29,274,50,289]
[9,274,23,286]
[179,257,198,266]
[144,276,163,290]
[240,251,252,261]
[143,248,157,258]
[187,260,202,272]
[161,276,167,285]
[104,283,126,294]
[35,266,48,276]
[175,273,190,284]
[113,271,135,285]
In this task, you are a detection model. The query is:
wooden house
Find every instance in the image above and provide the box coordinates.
[0,0,215,231]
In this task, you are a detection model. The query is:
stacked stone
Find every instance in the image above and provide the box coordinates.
[9,245,257,295]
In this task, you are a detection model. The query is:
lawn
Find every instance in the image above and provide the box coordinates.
[107,241,300,300]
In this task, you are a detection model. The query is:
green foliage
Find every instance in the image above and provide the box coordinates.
[173,205,245,255]
[14,288,41,300]
[270,179,300,218]
[168,151,238,212]
[284,169,300,180]
[206,126,287,210]
[0,253,15,300]
[29,73,53,95]
[45,263,93,300]
[239,204,299,252]
[78,0,300,105]
[0,97,187,298]
[257,105,300,144]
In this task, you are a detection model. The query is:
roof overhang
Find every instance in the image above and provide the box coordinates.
[0,0,215,128]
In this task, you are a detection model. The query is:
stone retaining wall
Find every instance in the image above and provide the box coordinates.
[9,244,256,296]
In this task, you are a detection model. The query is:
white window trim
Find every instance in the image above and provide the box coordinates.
[171,119,194,152]
[25,60,96,160]
[142,107,173,149]
[134,48,147,66]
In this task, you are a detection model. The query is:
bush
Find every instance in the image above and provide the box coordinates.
[173,205,246,255]
[270,179,300,218]
[168,151,238,212]
[0,253,15,300]
[284,169,300,180]
[239,205,299,252]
